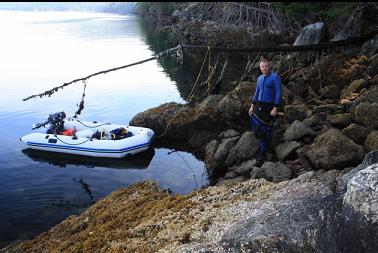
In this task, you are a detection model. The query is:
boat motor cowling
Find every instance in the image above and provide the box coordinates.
[32,111,66,130]
[47,111,66,125]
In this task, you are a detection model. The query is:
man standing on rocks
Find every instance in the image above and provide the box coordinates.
[248,57,282,162]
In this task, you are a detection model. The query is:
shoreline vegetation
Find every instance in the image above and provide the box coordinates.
[2,2,378,252]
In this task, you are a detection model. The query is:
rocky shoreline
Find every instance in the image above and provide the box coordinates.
[131,51,378,186]
[3,151,377,253]
[2,3,378,252]
[130,3,378,186]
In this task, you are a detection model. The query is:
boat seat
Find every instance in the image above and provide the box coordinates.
[75,129,95,138]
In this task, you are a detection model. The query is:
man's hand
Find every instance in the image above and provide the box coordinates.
[248,104,254,116]
[270,107,277,116]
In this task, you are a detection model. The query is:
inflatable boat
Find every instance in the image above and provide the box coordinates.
[20,112,155,158]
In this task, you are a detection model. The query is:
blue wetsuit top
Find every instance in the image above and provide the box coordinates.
[252,71,282,107]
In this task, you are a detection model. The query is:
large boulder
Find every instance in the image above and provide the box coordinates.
[306,129,364,170]
[213,137,240,162]
[233,81,256,111]
[275,141,301,161]
[341,163,378,252]
[218,92,243,121]
[220,170,342,253]
[294,22,329,46]
[284,120,316,141]
[233,159,257,178]
[225,131,259,166]
[261,162,292,182]
[130,102,182,135]
[130,96,227,142]
[213,82,255,130]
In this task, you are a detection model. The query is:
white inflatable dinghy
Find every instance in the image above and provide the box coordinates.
[20,112,154,158]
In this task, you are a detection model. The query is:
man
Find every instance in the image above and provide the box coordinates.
[248,58,282,162]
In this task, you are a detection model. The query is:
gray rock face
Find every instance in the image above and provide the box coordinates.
[341,163,378,252]
[275,141,301,161]
[306,129,364,170]
[218,91,243,121]
[343,164,378,224]
[225,132,259,166]
[234,160,257,177]
[214,137,240,162]
[262,162,292,182]
[233,81,256,111]
[294,22,329,46]
[220,170,341,253]
[284,120,316,141]
[219,152,378,253]
[205,139,219,157]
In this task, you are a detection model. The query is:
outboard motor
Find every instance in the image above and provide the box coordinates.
[47,111,66,126]
[32,111,66,134]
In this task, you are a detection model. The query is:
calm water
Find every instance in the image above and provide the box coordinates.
[0,11,208,247]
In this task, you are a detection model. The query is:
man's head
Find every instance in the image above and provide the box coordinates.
[259,58,271,76]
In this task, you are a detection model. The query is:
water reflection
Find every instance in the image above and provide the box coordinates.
[0,11,209,248]
[138,19,249,101]
[138,19,204,100]
[22,147,155,170]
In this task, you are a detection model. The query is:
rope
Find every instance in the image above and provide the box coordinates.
[55,135,91,146]
[155,46,211,139]
[73,79,87,118]
[75,119,111,128]
[186,46,211,102]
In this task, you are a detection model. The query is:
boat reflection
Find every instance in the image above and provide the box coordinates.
[22,147,155,170]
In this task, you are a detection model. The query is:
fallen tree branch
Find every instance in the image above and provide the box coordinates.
[181,29,378,52]
[23,28,377,102]
[23,46,182,101]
